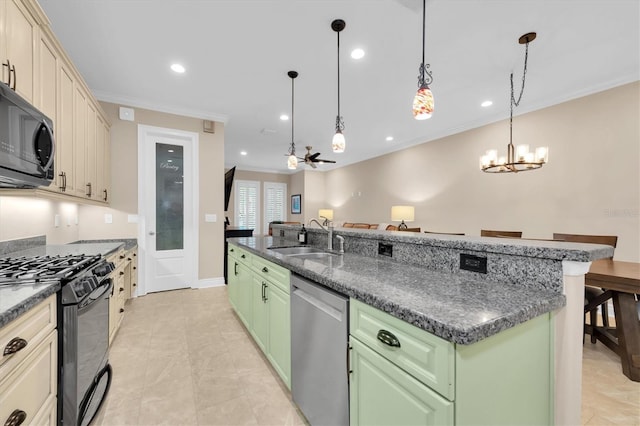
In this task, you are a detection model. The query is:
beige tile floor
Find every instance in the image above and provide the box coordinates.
[95,287,640,426]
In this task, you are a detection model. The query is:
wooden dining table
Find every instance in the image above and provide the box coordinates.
[585,258,640,382]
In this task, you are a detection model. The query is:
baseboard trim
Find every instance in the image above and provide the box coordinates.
[197,277,226,288]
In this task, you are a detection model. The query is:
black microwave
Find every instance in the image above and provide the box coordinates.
[0,81,55,188]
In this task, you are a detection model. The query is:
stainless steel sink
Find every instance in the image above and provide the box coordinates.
[269,246,334,256]
[291,252,339,259]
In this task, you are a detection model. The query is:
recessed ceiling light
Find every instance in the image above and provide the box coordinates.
[385,136,394,142]
[280,114,289,121]
[240,151,247,156]
[171,63,185,73]
[168,149,174,153]
[351,48,365,59]
[481,100,493,107]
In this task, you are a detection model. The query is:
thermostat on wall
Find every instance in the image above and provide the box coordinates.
[119,107,135,121]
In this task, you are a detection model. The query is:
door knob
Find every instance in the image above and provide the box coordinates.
[149,231,155,235]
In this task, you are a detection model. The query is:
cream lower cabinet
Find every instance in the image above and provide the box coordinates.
[349,299,553,426]
[108,247,126,345]
[0,295,57,426]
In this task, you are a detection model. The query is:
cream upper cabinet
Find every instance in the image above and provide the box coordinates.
[0,0,112,204]
[1,0,38,103]
[37,33,59,191]
[57,62,75,194]
[86,101,97,199]
[73,85,87,198]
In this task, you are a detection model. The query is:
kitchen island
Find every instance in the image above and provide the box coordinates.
[229,227,612,425]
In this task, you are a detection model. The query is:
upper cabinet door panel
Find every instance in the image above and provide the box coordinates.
[4,0,37,103]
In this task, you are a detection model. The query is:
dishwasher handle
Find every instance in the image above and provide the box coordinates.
[293,287,345,322]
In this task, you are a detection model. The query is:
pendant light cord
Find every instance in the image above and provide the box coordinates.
[421,0,426,67]
[337,29,341,119]
[291,76,295,153]
[509,41,530,146]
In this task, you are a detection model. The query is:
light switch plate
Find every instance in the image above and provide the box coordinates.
[54,214,60,228]
[127,214,139,223]
[104,214,113,224]
[205,214,217,223]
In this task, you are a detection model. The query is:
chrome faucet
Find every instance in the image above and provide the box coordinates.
[308,218,334,251]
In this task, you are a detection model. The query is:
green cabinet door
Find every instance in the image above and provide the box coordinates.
[235,261,253,329]
[251,275,268,352]
[350,337,454,426]
[227,256,239,310]
[266,282,291,389]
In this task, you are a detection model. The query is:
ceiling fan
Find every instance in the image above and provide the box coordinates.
[302,146,336,169]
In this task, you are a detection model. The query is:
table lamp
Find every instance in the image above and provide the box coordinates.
[391,206,414,230]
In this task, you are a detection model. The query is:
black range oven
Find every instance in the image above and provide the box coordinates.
[0,254,115,426]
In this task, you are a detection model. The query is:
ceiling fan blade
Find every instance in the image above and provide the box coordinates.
[310,162,317,169]
[309,152,321,161]
[317,159,336,163]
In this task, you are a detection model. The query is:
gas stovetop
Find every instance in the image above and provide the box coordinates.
[0,254,103,285]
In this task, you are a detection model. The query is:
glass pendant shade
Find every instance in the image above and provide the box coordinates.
[332,131,345,153]
[413,86,434,120]
[288,154,298,170]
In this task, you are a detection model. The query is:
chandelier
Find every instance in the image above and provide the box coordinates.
[480,32,548,173]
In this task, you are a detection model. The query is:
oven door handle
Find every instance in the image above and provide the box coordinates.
[78,280,113,311]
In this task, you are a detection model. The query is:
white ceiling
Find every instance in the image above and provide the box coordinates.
[39,0,639,174]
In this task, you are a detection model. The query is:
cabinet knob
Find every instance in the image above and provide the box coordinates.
[3,337,27,356]
[241,254,246,259]
[119,308,125,313]
[4,409,27,426]
[119,287,124,292]
[262,267,268,273]
[119,271,124,276]
[376,329,401,348]
[133,283,137,287]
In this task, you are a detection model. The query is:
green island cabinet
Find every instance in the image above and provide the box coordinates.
[349,299,553,426]
[227,243,291,389]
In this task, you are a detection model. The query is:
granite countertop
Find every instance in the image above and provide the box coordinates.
[72,238,138,251]
[2,242,124,258]
[230,236,566,345]
[0,281,60,328]
[0,241,132,327]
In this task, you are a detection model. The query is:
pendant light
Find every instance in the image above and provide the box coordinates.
[412,0,434,120]
[331,19,346,153]
[480,32,549,173]
[287,71,299,170]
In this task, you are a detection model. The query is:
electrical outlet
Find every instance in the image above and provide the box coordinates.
[460,253,487,274]
[104,214,113,224]
[378,242,393,257]
[54,214,60,228]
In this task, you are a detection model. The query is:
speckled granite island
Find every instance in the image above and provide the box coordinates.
[230,225,613,426]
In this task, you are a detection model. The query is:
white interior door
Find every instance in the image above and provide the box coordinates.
[138,125,199,295]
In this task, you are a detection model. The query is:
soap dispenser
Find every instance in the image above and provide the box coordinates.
[298,225,308,244]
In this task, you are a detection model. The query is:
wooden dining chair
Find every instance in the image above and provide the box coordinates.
[481,229,523,238]
[353,223,371,229]
[342,222,354,228]
[553,233,618,343]
[385,225,398,231]
[424,230,465,236]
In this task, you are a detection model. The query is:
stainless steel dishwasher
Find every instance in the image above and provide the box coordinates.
[291,273,349,426]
